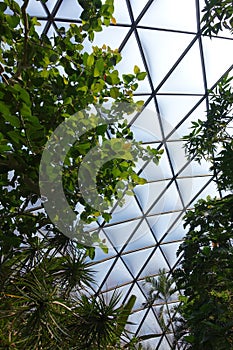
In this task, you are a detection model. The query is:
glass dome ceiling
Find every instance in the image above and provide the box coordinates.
[24,0,233,348]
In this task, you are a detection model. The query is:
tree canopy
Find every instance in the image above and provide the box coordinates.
[172,1,233,347]
[174,52,233,350]
[0,0,162,348]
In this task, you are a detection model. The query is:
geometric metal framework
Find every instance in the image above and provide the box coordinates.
[26,1,233,348]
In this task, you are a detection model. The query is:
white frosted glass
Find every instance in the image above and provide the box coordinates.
[202,36,233,88]
[140,0,197,32]
[138,29,196,87]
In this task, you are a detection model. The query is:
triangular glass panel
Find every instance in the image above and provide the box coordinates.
[202,36,233,88]
[139,247,170,278]
[126,309,147,335]
[178,158,211,178]
[127,283,148,309]
[90,258,116,289]
[157,337,173,350]
[114,0,131,24]
[103,219,140,251]
[129,0,151,21]
[147,211,182,243]
[131,101,162,142]
[122,248,155,276]
[44,0,58,12]
[109,195,143,225]
[137,309,163,337]
[148,181,184,215]
[161,214,187,244]
[134,181,171,214]
[89,26,130,52]
[138,29,196,88]
[190,179,220,207]
[166,140,192,175]
[159,41,205,94]
[139,0,197,32]
[139,149,173,182]
[122,220,158,253]
[157,94,203,139]
[176,176,218,208]
[160,242,181,268]
[56,0,82,19]
[104,258,133,289]
[27,0,47,16]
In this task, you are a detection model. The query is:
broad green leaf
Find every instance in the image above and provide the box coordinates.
[64,97,72,105]
[122,74,134,84]
[110,87,119,98]
[5,14,20,28]
[134,65,140,74]
[0,2,7,12]
[94,58,105,77]
[136,72,147,80]
[0,101,11,116]
[137,177,147,185]
[87,53,95,67]
[14,84,31,105]
[3,114,20,128]
[20,103,31,117]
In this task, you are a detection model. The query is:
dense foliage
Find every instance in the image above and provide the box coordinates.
[172,1,233,348]
[202,0,233,36]
[143,2,233,346]
[174,71,233,349]
[0,0,162,348]
[0,0,161,251]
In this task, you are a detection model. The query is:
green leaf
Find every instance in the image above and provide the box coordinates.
[137,177,147,185]
[125,190,134,196]
[136,72,147,80]
[64,97,72,105]
[109,70,120,84]
[134,65,140,74]
[0,144,11,152]
[20,103,31,117]
[5,14,20,28]
[102,212,111,222]
[111,139,122,151]
[3,114,20,128]
[0,2,7,12]
[116,295,136,336]
[87,53,95,67]
[77,85,88,93]
[87,246,95,260]
[0,101,11,116]
[14,84,31,105]
[96,124,107,135]
[31,17,41,26]
[94,58,105,77]
[184,335,195,344]
[110,87,119,98]
[49,54,58,62]
[122,74,134,84]
[76,142,91,153]
[136,100,144,107]
[99,243,108,254]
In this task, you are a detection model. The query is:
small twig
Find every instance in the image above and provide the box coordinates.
[21,0,29,66]
[0,63,9,85]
